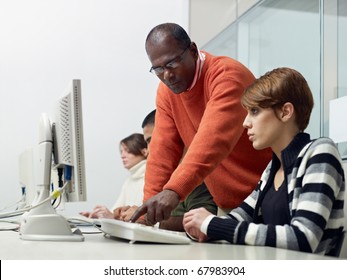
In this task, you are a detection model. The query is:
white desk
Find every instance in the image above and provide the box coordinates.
[0,227,339,260]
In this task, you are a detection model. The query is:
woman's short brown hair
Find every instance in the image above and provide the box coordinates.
[241,67,314,131]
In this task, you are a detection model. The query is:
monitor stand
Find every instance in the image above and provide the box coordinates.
[19,190,84,242]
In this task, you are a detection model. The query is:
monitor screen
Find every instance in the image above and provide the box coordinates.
[19,79,86,241]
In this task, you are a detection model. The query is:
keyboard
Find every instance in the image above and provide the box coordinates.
[65,215,102,227]
[99,218,191,244]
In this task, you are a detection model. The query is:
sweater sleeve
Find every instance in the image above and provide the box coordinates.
[111,185,126,210]
[143,91,185,200]
[206,186,261,242]
[205,139,345,254]
[111,177,131,210]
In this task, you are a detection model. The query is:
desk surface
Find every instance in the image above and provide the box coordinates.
[0,227,339,260]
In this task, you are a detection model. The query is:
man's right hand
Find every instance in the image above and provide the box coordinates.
[130,189,180,225]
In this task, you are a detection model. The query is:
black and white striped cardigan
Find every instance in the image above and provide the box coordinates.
[208,133,345,255]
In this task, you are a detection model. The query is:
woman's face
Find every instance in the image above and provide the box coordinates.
[243,106,284,151]
[119,143,145,170]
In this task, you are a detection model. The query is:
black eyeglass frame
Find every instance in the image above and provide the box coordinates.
[149,45,190,75]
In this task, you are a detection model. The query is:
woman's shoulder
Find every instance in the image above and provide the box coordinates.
[308,137,338,151]
[311,136,336,144]
[302,136,342,160]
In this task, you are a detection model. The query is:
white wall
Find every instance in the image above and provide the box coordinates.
[0,0,188,214]
[189,0,259,47]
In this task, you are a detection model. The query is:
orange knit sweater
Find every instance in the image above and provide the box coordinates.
[144,52,272,209]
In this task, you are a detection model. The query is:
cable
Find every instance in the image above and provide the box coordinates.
[0,197,25,212]
[0,219,20,231]
[65,217,103,234]
[0,181,69,219]
[0,205,31,219]
[52,194,62,209]
[52,166,70,208]
[51,167,64,206]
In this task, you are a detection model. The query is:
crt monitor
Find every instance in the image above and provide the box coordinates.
[19,79,87,241]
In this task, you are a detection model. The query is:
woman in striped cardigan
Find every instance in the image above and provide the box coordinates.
[183,67,345,255]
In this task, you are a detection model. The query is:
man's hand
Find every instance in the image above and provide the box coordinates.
[130,189,180,225]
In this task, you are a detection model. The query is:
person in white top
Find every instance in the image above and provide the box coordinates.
[111,156,146,209]
[80,133,148,219]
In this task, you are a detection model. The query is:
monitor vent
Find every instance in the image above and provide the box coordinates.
[57,95,73,165]
[73,83,85,194]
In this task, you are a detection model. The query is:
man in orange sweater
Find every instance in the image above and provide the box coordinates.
[131,23,271,229]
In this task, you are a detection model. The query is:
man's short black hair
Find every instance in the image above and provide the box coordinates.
[142,109,156,128]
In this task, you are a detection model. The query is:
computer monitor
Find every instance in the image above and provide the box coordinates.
[19,79,86,241]
[18,147,36,209]
[52,79,87,202]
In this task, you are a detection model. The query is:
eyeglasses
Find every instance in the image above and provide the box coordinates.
[149,46,190,76]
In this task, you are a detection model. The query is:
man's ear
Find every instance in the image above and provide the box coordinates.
[190,42,199,60]
[280,102,294,122]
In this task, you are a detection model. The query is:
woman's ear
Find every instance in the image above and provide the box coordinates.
[280,102,294,122]
[141,148,148,158]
